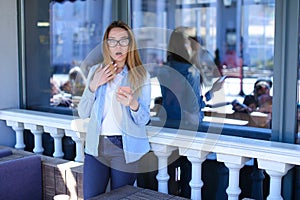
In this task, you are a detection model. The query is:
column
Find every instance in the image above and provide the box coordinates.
[182,149,208,200]
[217,154,250,200]
[152,143,176,194]
[257,159,293,200]
[44,126,64,158]
[6,121,25,149]
[24,123,44,154]
[65,130,85,162]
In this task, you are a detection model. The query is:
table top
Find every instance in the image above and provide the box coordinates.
[203,116,248,126]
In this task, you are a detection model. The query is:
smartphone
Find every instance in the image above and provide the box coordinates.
[118,86,132,97]
[217,75,227,83]
[119,86,131,93]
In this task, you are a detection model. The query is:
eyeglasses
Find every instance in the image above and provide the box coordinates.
[106,38,130,47]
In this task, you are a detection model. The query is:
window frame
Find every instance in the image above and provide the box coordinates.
[18,0,300,144]
[272,0,299,143]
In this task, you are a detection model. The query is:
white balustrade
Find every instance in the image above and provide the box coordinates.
[217,154,250,200]
[44,126,64,158]
[180,149,208,200]
[24,123,44,154]
[0,109,81,158]
[257,159,293,200]
[1,109,300,199]
[6,120,25,149]
[151,143,176,194]
[64,129,85,162]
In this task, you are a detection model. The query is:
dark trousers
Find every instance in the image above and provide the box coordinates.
[83,136,137,199]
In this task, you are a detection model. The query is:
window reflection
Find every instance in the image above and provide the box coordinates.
[47,0,275,126]
[49,0,111,110]
[131,0,275,129]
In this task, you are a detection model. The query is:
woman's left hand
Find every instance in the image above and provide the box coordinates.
[116,86,139,111]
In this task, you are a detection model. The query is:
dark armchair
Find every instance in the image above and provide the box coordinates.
[0,147,42,200]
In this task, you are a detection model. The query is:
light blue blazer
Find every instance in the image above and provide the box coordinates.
[78,64,151,163]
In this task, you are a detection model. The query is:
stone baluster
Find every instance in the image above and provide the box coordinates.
[6,120,25,149]
[44,126,64,158]
[257,159,293,200]
[65,130,85,162]
[217,154,250,200]
[180,148,208,200]
[24,123,44,154]
[151,143,176,194]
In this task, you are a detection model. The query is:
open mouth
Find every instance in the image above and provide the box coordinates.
[115,52,122,56]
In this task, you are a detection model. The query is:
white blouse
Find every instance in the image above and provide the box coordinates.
[101,72,124,136]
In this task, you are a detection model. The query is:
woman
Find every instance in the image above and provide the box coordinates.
[78,20,151,199]
[157,27,224,198]
[157,27,223,129]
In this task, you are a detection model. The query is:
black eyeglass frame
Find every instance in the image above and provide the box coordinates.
[106,38,130,47]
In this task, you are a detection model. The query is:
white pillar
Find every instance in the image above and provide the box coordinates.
[257,159,293,200]
[266,170,284,200]
[182,149,208,200]
[188,157,203,200]
[6,121,25,149]
[24,123,44,154]
[151,143,176,194]
[44,126,64,158]
[65,130,85,162]
[217,154,250,200]
[73,136,84,162]
[225,162,243,200]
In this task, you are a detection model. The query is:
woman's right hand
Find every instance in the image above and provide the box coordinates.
[210,76,226,93]
[89,62,117,92]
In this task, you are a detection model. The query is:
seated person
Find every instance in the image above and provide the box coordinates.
[50,77,72,107]
[61,66,87,96]
[232,79,272,113]
[257,93,272,113]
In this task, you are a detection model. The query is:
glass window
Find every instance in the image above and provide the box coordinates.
[23,0,277,133]
[24,0,112,114]
[131,0,275,131]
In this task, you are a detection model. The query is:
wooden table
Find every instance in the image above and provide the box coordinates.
[203,105,271,128]
[89,185,188,200]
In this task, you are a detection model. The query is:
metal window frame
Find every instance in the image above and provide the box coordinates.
[272,0,299,143]
[17,0,26,109]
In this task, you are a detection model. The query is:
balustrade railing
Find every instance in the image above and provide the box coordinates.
[0,109,300,200]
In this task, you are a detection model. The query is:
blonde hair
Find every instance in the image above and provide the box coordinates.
[167,27,191,63]
[102,20,147,96]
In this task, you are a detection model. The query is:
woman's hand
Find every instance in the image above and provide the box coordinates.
[210,76,226,93]
[116,86,139,111]
[89,62,117,92]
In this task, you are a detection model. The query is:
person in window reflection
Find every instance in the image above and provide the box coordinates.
[157,27,224,129]
[50,77,72,107]
[156,27,224,198]
[61,66,87,96]
[232,79,273,113]
[77,20,151,199]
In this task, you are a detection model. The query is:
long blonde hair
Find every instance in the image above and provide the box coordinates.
[102,20,147,96]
